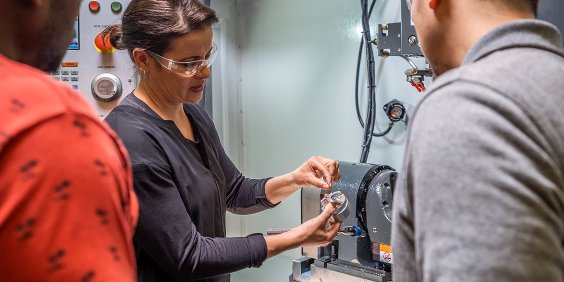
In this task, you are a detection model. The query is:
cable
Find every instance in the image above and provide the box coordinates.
[356,0,395,163]
[355,39,365,128]
[372,123,393,137]
[359,0,377,163]
[360,0,397,162]
[369,0,377,16]
[400,55,418,70]
[359,0,370,162]
[355,0,377,128]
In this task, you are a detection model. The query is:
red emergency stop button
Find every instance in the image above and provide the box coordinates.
[89,1,100,13]
[94,32,115,54]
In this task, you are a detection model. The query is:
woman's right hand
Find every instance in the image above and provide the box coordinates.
[265,203,341,258]
[291,203,342,247]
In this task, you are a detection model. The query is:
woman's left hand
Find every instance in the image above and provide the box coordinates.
[291,156,341,190]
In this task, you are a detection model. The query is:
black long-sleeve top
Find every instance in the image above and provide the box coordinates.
[105,94,276,282]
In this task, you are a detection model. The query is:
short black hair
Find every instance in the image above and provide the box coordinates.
[524,0,538,14]
[496,0,538,14]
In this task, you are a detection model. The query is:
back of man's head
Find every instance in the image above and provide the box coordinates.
[0,0,81,72]
[410,0,538,76]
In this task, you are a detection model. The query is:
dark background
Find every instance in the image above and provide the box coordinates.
[538,0,564,45]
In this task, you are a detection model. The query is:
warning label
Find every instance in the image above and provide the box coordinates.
[379,244,393,264]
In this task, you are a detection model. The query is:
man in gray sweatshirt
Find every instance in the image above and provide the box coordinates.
[392,0,564,281]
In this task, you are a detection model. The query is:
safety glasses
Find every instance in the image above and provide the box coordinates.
[146,42,218,77]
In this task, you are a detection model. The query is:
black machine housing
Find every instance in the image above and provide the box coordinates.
[297,162,397,281]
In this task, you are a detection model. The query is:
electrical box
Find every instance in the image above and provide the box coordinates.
[377,0,423,57]
[400,0,422,57]
[50,0,134,119]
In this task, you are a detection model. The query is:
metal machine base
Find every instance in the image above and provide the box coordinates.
[290,257,391,282]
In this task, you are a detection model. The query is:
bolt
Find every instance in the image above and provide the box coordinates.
[408,35,418,46]
[373,228,378,233]
[380,50,390,58]
[381,24,389,30]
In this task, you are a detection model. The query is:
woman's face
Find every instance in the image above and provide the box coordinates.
[148,26,214,104]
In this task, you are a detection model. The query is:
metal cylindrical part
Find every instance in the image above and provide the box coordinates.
[321,191,351,222]
[266,228,292,235]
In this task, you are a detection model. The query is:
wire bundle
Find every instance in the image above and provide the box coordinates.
[357,0,393,163]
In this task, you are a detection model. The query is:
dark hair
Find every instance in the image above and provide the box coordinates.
[102,0,218,61]
[519,0,538,15]
[529,0,538,16]
[496,0,538,15]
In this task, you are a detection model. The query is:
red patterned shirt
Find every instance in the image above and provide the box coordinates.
[0,54,138,281]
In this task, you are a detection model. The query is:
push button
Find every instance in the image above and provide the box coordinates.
[61,62,79,67]
[94,32,115,54]
[111,2,122,13]
[89,1,100,13]
[91,73,123,102]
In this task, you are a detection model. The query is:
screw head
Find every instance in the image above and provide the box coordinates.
[408,35,418,46]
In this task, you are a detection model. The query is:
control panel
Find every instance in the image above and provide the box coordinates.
[50,0,133,118]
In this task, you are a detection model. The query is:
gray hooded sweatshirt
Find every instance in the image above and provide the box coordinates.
[392,20,564,282]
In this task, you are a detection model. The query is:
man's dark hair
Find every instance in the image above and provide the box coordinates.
[496,0,538,15]
[524,0,538,15]
[102,0,218,60]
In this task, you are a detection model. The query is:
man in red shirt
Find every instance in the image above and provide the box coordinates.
[0,1,138,281]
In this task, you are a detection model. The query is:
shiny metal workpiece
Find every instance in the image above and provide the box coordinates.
[321,191,351,222]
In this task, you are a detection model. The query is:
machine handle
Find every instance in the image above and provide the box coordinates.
[267,228,292,235]
[266,226,365,237]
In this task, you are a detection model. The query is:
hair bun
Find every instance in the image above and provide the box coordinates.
[101,25,126,50]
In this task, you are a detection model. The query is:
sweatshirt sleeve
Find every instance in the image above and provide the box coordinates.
[392,82,564,282]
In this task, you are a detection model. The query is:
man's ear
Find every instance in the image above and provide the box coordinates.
[429,0,441,10]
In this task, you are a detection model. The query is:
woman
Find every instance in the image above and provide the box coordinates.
[104,0,341,281]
